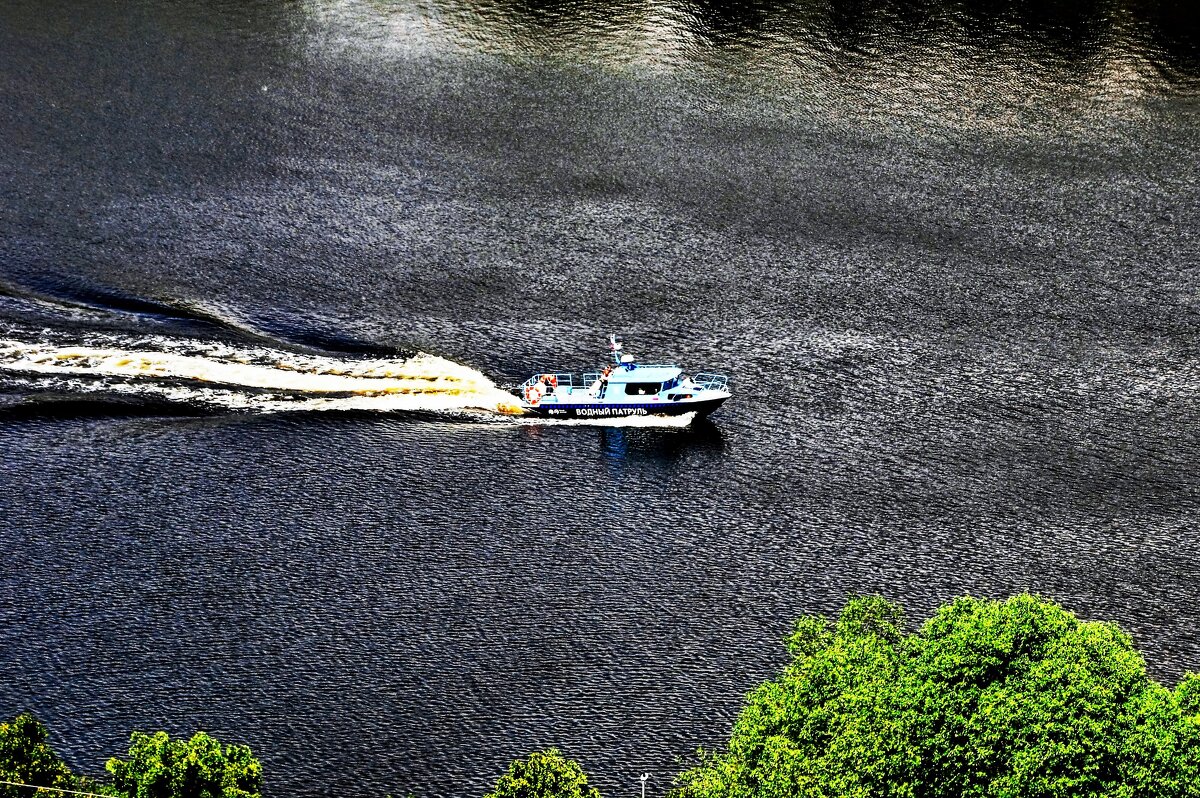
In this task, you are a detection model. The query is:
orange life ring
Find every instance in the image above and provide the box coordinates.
[542,374,558,387]
[525,384,543,405]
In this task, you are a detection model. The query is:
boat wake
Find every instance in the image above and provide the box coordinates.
[0,333,525,417]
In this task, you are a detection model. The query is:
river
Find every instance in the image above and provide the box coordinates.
[1,1,1198,796]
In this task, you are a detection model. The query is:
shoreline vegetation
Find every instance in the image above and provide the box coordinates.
[5,595,1199,798]
[0,723,260,798]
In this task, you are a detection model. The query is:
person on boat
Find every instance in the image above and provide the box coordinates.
[597,365,612,398]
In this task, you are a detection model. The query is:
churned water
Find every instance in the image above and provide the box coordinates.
[1,1,1198,796]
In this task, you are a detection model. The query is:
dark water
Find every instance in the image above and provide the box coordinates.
[2,1,1199,796]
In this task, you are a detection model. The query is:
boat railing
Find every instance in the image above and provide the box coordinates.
[517,372,580,395]
[692,373,729,391]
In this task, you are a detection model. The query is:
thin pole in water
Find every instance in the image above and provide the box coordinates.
[640,773,651,798]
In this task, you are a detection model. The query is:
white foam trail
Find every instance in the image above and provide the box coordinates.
[0,335,525,415]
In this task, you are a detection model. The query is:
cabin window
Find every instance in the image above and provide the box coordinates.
[623,382,662,396]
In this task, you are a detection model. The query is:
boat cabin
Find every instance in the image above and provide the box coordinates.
[602,365,683,396]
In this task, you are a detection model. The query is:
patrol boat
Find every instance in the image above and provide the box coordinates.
[514,335,731,419]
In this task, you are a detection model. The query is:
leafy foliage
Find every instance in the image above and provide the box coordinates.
[106,731,261,798]
[673,594,1200,798]
[484,749,601,798]
[0,713,80,798]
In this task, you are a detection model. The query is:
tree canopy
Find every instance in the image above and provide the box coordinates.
[484,748,601,798]
[0,713,81,798]
[673,594,1200,798]
[105,731,261,798]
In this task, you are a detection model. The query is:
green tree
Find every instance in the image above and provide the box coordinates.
[673,594,1200,798]
[106,731,261,798]
[484,749,601,798]
[0,713,77,798]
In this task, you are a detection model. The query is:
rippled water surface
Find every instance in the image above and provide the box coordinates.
[2,1,1198,796]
